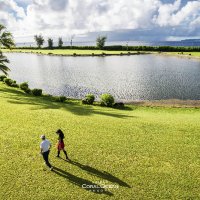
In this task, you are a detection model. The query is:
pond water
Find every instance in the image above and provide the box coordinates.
[5,53,200,101]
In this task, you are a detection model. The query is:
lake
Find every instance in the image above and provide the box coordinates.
[5,53,200,101]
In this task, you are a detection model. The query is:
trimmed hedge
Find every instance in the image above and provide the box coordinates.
[1,78,123,109]
[53,96,67,102]
[113,102,125,109]
[32,88,42,96]
[82,94,95,105]
[100,94,115,107]
[24,88,31,94]
[11,83,19,88]
[4,78,14,86]
[0,75,7,81]
[20,82,29,91]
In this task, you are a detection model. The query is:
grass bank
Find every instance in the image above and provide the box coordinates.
[163,51,200,58]
[1,49,139,56]
[2,48,200,58]
[0,82,200,199]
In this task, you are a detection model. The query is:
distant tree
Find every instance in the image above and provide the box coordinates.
[96,36,107,49]
[70,34,75,47]
[0,24,15,75]
[34,34,44,48]
[58,37,63,48]
[48,38,53,49]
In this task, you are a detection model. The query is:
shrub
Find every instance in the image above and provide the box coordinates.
[0,75,7,81]
[113,102,125,109]
[53,96,59,102]
[59,96,67,102]
[43,94,52,98]
[100,93,115,107]
[32,88,42,96]
[4,78,14,86]
[11,83,19,88]
[82,99,88,105]
[20,82,29,91]
[24,88,31,94]
[53,96,67,102]
[82,94,95,105]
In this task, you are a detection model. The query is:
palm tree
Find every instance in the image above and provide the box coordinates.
[0,24,14,48]
[0,24,15,75]
[0,52,10,75]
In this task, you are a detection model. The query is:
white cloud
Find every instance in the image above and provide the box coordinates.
[0,0,200,42]
[0,0,26,18]
[190,16,200,27]
[154,0,200,26]
[153,0,181,26]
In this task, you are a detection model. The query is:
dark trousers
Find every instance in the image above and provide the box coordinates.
[57,149,68,158]
[42,150,52,168]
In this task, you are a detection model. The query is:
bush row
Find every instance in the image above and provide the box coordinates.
[82,93,124,108]
[10,45,200,52]
[0,76,19,88]
[0,76,43,97]
[0,75,124,108]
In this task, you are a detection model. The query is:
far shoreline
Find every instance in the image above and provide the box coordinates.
[1,48,200,59]
[123,99,200,108]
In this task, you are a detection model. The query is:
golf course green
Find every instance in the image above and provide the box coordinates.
[0,82,200,199]
[2,48,200,58]
[1,49,138,56]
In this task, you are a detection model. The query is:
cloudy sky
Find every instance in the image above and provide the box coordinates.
[0,0,200,43]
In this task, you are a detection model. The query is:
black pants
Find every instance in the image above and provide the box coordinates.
[57,149,68,158]
[42,150,52,168]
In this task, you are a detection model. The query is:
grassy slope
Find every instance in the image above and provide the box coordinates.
[0,82,200,200]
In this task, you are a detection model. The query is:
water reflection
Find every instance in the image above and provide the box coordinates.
[6,53,200,100]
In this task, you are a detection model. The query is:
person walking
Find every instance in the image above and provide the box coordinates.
[40,135,53,170]
[56,129,69,160]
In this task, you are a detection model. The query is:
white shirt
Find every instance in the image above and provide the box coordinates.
[40,139,51,153]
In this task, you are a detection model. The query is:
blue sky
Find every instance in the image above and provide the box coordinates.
[0,0,200,43]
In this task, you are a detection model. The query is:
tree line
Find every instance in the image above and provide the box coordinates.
[34,35,64,49]
[33,35,200,52]
[34,35,107,49]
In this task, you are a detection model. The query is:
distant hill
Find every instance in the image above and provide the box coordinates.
[181,39,200,42]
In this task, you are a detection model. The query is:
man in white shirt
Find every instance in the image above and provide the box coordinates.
[40,135,53,170]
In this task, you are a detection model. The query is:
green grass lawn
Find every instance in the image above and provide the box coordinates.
[0,82,200,199]
[2,49,200,58]
[1,49,138,55]
[165,52,200,57]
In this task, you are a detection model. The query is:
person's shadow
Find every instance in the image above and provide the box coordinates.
[52,167,113,196]
[65,159,131,188]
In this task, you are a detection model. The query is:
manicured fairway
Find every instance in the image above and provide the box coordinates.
[0,82,200,199]
[1,49,138,55]
[2,49,200,58]
[166,51,200,57]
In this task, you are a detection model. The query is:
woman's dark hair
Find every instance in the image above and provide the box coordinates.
[56,129,65,140]
[56,129,63,134]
